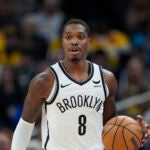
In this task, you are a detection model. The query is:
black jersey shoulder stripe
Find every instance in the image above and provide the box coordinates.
[45,66,59,106]
[58,61,94,85]
[44,120,50,150]
[99,66,107,99]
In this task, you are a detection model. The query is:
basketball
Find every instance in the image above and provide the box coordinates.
[102,115,143,150]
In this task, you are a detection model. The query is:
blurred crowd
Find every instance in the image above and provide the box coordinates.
[0,0,150,149]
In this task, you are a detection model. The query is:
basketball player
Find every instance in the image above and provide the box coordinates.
[11,19,150,150]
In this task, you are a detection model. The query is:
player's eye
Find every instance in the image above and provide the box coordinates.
[65,35,72,40]
[77,35,84,40]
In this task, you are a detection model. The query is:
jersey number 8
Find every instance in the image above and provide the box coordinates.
[78,115,86,135]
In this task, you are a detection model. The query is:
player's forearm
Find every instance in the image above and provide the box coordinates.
[11,118,35,150]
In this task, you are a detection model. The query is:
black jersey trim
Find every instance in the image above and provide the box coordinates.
[45,67,59,105]
[99,66,107,99]
[58,61,94,85]
[44,120,50,150]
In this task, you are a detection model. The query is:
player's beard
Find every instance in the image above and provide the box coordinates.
[70,57,80,63]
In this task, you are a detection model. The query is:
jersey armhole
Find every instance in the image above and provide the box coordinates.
[45,67,59,104]
[105,84,109,97]
[99,66,109,99]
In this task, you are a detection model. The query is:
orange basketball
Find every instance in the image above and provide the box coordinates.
[102,115,143,150]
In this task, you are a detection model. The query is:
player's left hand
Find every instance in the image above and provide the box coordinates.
[136,115,150,147]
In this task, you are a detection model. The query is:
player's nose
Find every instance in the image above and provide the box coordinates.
[71,38,78,45]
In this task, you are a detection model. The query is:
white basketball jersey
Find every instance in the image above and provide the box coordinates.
[41,61,108,150]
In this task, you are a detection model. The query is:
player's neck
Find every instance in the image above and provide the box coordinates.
[62,59,87,71]
[61,60,90,82]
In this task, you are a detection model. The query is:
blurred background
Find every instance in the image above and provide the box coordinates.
[0,0,150,149]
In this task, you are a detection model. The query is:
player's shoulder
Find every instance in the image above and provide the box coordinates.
[91,62,116,82]
[29,68,55,90]
[101,68,117,95]
[102,68,116,80]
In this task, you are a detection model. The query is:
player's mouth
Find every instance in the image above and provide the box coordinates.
[68,47,81,55]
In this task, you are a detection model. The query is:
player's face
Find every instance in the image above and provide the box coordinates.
[62,24,90,62]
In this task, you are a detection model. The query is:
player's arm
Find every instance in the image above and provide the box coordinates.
[22,69,54,123]
[102,69,117,125]
[11,69,54,150]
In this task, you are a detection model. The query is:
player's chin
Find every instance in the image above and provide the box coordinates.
[70,56,81,63]
[70,57,80,63]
